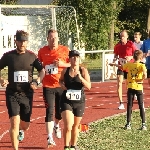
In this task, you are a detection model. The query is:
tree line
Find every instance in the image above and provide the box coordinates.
[1,0,150,50]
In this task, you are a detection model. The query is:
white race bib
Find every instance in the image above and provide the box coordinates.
[119,58,127,65]
[45,64,58,75]
[14,71,28,82]
[66,89,81,100]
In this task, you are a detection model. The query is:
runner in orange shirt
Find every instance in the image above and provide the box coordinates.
[38,29,70,147]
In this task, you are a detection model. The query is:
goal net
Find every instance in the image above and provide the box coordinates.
[0,5,80,57]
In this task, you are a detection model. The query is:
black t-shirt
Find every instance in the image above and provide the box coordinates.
[0,50,43,92]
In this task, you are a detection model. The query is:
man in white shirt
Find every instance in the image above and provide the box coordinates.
[134,32,143,49]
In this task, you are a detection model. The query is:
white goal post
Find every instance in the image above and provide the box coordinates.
[0,5,80,57]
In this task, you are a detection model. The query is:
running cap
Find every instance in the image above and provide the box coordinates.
[15,30,29,41]
[69,50,80,58]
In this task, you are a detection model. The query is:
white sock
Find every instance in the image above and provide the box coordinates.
[48,133,53,139]
[54,122,59,128]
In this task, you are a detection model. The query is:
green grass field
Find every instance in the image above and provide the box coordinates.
[0,58,102,79]
[78,109,150,150]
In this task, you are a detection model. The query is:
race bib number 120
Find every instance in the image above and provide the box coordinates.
[45,64,58,75]
[14,71,28,82]
[66,89,81,100]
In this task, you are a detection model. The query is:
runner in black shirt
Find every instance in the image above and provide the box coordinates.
[0,30,45,150]
[59,50,91,150]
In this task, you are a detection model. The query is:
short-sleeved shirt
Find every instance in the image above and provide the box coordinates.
[140,39,150,69]
[133,41,143,50]
[0,50,43,92]
[114,41,136,70]
[123,62,146,90]
[38,45,69,88]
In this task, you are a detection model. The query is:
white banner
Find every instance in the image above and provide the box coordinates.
[104,54,117,80]
[0,15,28,58]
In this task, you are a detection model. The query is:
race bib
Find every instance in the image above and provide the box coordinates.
[66,89,81,100]
[45,64,58,75]
[14,71,28,82]
[119,58,127,65]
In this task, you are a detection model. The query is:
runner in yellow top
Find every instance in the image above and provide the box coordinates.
[123,50,147,130]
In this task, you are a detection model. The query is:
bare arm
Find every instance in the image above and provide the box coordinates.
[125,56,133,61]
[54,59,71,68]
[59,68,67,90]
[36,68,45,83]
[113,54,118,62]
[60,62,71,67]
[142,69,147,80]
[78,67,91,90]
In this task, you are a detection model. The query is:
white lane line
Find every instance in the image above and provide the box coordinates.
[0,115,46,141]
[95,87,99,88]
[0,103,45,141]
[36,104,43,106]
[0,130,9,140]
[0,111,5,114]
[88,97,93,99]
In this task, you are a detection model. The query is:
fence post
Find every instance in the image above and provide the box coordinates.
[51,7,57,30]
[0,5,2,58]
[102,50,105,82]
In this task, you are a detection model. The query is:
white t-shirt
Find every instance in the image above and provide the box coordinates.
[133,41,143,50]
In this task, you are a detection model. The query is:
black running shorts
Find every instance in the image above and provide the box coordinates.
[117,69,128,79]
[147,69,150,78]
[6,90,33,122]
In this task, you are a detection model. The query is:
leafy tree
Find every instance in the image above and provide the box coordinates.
[0,0,18,4]
[116,0,150,41]
[52,0,124,51]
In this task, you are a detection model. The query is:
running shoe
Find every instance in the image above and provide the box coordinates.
[140,124,147,130]
[47,137,56,148]
[124,124,131,130]
[18,130,24,141]
[118,103,125,109]
[54,126,61,138]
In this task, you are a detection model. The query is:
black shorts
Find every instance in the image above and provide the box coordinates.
[6,90,33,122]
[60,91,85,117]
[117,69,127,79]
[60,101,85,117]
[43,87,63,122]
[147,69,150,78]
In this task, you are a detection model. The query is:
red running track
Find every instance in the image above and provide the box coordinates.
[1,81,150,150]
